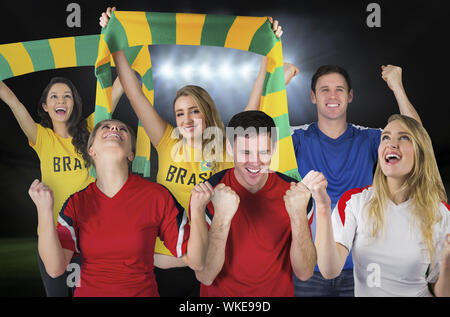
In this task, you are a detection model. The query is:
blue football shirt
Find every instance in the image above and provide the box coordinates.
[291,122,381,270]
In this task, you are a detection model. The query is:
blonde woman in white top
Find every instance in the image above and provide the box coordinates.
[309,114,449,296]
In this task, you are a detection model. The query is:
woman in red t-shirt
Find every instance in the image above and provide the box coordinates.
[28,119,206,296]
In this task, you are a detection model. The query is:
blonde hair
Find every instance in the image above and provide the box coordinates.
[367,114,447,261]
[173,85,226,161]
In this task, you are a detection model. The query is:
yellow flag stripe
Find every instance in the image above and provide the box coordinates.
[95,80,113,113]
[48,37,76,69]
[266,41,284,73]
[131,45,152,74]
[270,136,297,173]
[0,42,34,76]
[176,13,206,45]
[115,11,152,47]
[260,90,288,119]
[95,34,112,68]
[224,16,267,51]
[135,125,151,157]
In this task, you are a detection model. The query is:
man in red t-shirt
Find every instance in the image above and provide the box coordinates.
[189,111,317,297]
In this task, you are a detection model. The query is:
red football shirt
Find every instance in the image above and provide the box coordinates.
[199,169,309,297]
[57,173,189,297]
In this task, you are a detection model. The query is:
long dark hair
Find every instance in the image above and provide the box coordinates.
[37,77,90,161]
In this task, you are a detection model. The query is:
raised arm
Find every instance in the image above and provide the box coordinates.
[283,181,316,280]
[194,184,240,286]
[381,65,422,125]
[304,171,349,279]
[245,56,269,111]
[113,50,168,145]
[0,81,37,144]
[246,57,299,111]
[110,75,124,114]
[181,182,214,271]
[101,7,167,145]
[28,180,73,278]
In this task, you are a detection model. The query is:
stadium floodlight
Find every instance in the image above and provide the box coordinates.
[240,63,254,79]
[200,63,211,79]
[161,63,175,78]
[181,65,194,79]
[219,62,232,78]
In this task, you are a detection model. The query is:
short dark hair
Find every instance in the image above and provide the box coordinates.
[226,110,277,148]
[311,65,352,93]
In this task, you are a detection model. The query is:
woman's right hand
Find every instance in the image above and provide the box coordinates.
[301,170,331,213]
[28,180,54,217]
[99,6,116,28]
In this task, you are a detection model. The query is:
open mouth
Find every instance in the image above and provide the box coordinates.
[55,107,67,115]
[384,153,401,164]
[181,125,198,134]
[105,132,122,141]
[326,103,339,108]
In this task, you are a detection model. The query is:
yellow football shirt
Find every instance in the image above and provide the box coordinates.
[154,124,234,255]
[29,116,95,227]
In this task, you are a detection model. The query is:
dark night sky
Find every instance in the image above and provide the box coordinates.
[0,0,449,236]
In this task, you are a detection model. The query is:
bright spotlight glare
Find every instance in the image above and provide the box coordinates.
[240,64,254,79]
[161,63,174,78]
[200,64,211,78]
[182,65,193,79]
[220,63,232,78]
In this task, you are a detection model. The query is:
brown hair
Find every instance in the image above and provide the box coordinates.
[83,119,136,168]
[173,85,226,161]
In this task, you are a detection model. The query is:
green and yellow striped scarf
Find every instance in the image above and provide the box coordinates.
[0,11,300,180]
[0,35,101,78]
[96,11,300,180]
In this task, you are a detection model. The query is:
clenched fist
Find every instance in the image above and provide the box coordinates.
[190,181,215,215]
[28,179,54,216]
[301,171,331,214]
[284,63,299,85]
[381,65,403,93]
[284,181,311,220]
[210,183,240,224]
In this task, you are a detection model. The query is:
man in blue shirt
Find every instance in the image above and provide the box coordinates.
[291,64,422,296]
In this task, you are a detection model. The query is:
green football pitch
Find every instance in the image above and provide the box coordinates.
[0,238,45,297]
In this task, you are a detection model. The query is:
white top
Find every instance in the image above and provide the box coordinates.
[332,186,450,297]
